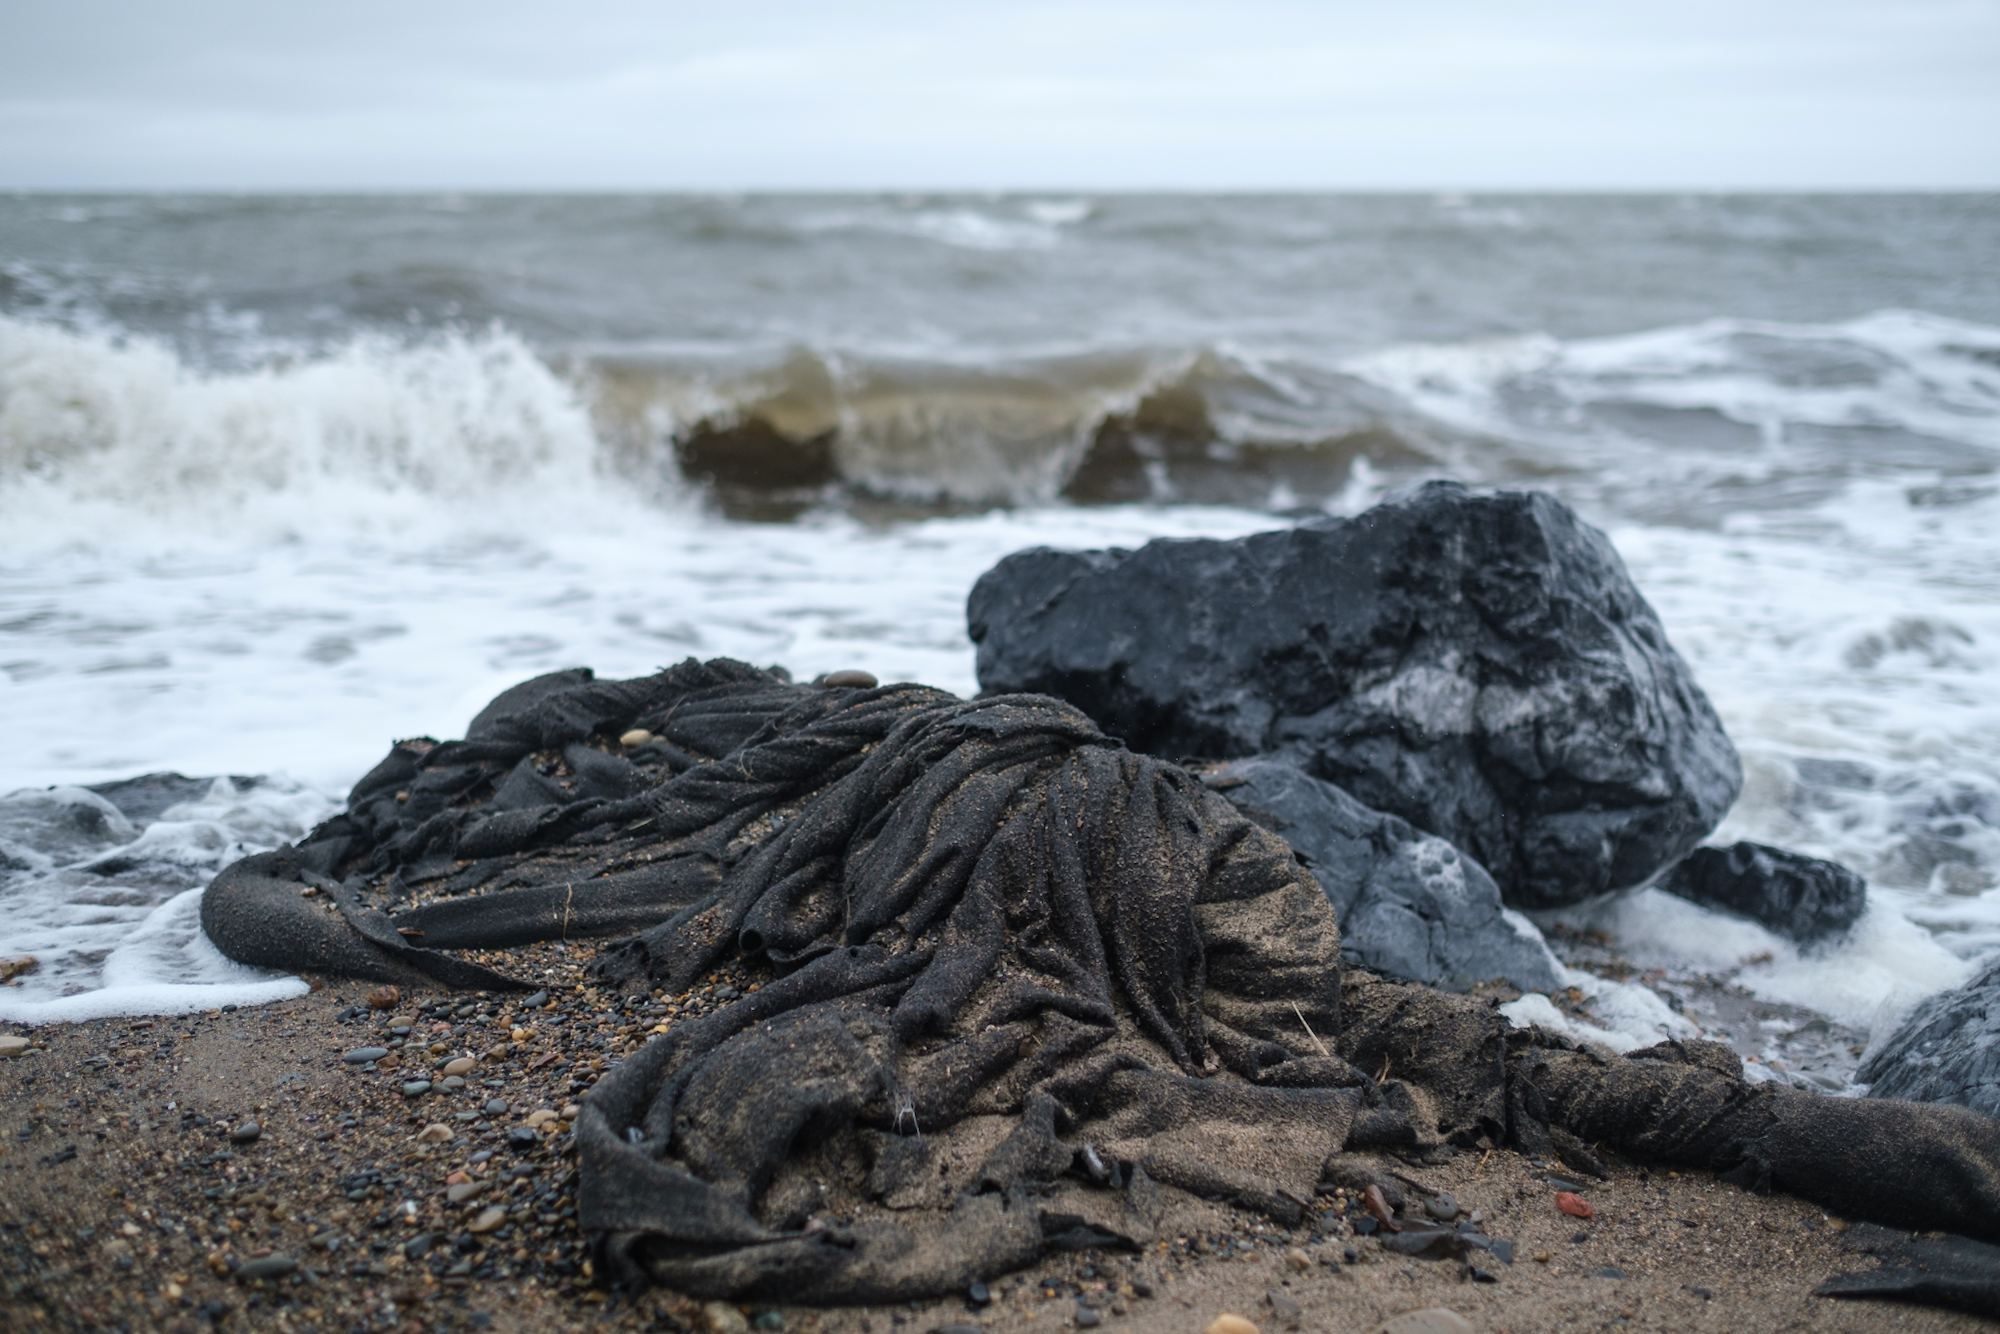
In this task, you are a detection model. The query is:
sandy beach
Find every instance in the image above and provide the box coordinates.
[4,942,1989,1334]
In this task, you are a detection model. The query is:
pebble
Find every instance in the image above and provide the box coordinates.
[523,991,549,1009]
[702,1301,750,1334]
[1266,1289,1303,1324]
[402,1081,432,1098]
[820,669,877,689]
[753,1314,784,1332]
[1556,1191,1594,1219]
[525,1108,558,1127]
[1283,1247,1311,1273]
[446,1182,484,1204]
[506,1126,539,1151]
[442,1056,477,1076]
[416,1123,453,1144]
[229,1121,261,1144]
[233,1255,297,1283]
[619,729,655,748]
[485,1098,511,1116]
[466,1207,507,1234]
[440,1076,466,1091]
[1076,1309,1102,1328]
[967,1281,991,1305]
[1425,1192,1460,1221]
[403,1233,437,1260]
[366,986,400,1010]
[1206,1316,1260,1334]
[1376,1311,1475,1334]
[344,1047,390,1064]
[0,1035,29,1058]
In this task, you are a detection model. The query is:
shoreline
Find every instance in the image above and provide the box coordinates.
[3,942,1985,1334]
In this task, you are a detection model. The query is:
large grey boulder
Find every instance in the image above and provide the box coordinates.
[968,481,1742,909]
[1213,757,1563,991]
[1859,958,2000,1117]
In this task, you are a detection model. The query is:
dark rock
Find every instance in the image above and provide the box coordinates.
[1858,955,2000,1116]
[1213,759,1562,990]
[401,1081,432,1098]
[522,991,549,1009]
[1658,842,1866,943]
[506,1125,539,1152]
[86,772,254,825]
[344,1047,390,1064]
[968,481,1740,908]
[228,1121,261,1144]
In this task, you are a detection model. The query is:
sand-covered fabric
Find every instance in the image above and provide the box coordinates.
[202,661,2000,1303]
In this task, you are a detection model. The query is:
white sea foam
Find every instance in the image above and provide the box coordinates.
[2,297,1998,1036]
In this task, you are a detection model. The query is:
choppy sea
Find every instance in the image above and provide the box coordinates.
[3,193,1997,1083]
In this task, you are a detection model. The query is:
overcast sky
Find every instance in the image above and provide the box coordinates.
[2,0,1995,190]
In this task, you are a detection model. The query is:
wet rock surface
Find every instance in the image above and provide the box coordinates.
[1206,758,1562,991]
[1858,955,2000,1116]
[1657,842,1868,943]
[967,481,1742,909]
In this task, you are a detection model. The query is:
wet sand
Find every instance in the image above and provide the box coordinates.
[2,943,1990,1334]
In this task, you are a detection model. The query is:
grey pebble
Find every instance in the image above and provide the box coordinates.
[1075,1310,1102,1329]
[229,1121,262,1144]
[234,1255,296,1282]
[401,1081,432,1098]
[1267,1288,1303,1322]
[1426,1192,1461,1221]
[484,1098,510,1116]
[343,1047,389,1064]
[523,991,548,1008]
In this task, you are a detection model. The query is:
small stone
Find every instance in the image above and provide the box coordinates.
[442,1057,477,1076]
[447,1181,484,1204]
[1206,1316,1260,1334]
[403,1233,436,1260]
[1266,1289,1303,1324]
[366,986,400,1010]
[506,1126,539,1151]
[466,1206,507,1234]
[1375,1311,1476,1334]
[820,669,878,689]
[233,1255,297,1283]
[752,1314,784,1332]
[522,991,549,1009]
[525,1108,558,1128]
[402,1081,433,1098]
[619,729,655,748]
[440,1076,465,1091]
[344,1047,390,1064]
[968,1280,991,1304]
[1556,1191,1594,1219]
[1533,1250,1552,1263]
[416,1123,452,1144]
[701,1301,750,1334]
[1130,1279,1153,1298]
[229,1121,262,1144]
[1283,1246,1311,1273]
[1076,1309,1103,1329]
[0,1035,29,1059]
[1425,1192,1460,1221]
[485,1098,510,1116]
[1588,1266,1627,1280]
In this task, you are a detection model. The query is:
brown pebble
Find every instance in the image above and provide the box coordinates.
[1557,1191,1594,1219]
[1366,1183,1402,1232]
[619,729,654,748]
[1207,1316,1260,1334]
[1283,1246,1311,1273]
[446,1181,484,1204]
[416,1123,452,1144]
[1534,1250,1552,1263]
[0,1035,29,1059]
[465,1206,506,1234]
[366,986,400,1010]
[441,1057,476,1076]
[819,669,878,689]
[701,1301,750,1334]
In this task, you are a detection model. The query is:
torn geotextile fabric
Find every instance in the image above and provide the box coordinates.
[199,660,2000,1305]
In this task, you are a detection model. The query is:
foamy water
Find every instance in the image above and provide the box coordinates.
[3,194,1996,1053]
